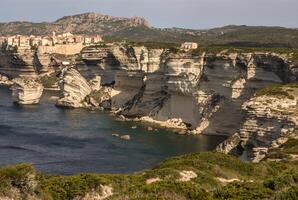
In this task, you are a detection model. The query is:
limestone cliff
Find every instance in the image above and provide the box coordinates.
[217,84,298,162]
[0,47,53,78]
[78,44,297,135]
[56,67,92,108]
[0,74,13,86]
[11,78,44,105]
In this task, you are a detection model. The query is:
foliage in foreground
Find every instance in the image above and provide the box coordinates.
[0,138,297,200]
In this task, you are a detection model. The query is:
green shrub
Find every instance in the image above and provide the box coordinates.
[40,73,59,88]
[213,182,273,200]
[0,164,36,194]
[274,185,298,200]
[128,181,212,200]
[255,84,295,99]
[40,174,111,200]
[264,171,298,190]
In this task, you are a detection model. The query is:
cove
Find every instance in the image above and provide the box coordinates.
[0,87,226,175]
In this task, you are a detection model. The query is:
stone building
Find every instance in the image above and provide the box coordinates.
[41,37,54,46]
[19,36,31,49]
[181,42,198,50]
[6,35,31,49]
[30,36,42,47]
[3,32,103,50]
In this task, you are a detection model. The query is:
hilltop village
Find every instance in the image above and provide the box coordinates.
[0,32,103,56]
[0,32,102,49]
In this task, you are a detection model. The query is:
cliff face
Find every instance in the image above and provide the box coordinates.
[56,67,92,108]
[79,45,297,135]
[0,48,53,78]
[11,78,44,104]
[217,84,298,162]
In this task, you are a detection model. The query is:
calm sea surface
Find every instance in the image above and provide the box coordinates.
[0,86,226,175]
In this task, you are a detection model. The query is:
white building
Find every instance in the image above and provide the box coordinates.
[181,42,198,50]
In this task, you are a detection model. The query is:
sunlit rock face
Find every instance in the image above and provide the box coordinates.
[79,45,297,134]
[11,78,44,104]
[217,91,298,163]
[150,53,205,128]
[56,67,92,108]
[0,74,13,86]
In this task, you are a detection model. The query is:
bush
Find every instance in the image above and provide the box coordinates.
[274,186,298,200]
[255,84,295,99]
[213,182,273,200]
[40,73,59,88]
[0,164,36,195]
[40,174,110,200]
[127,181,212,200]
[264,171,298,190]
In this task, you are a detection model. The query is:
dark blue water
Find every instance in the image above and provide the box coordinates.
[0,86,226,175]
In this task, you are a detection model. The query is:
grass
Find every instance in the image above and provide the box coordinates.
[126,41,180,50]
[255,83,296,99]
[40,73,59,88]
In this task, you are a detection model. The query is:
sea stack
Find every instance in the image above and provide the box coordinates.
[56,66,92,108]
[11,78,44,105]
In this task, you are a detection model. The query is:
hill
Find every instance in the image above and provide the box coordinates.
[1,12,298,48]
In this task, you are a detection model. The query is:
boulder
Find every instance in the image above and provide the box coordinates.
[120,135,131,140]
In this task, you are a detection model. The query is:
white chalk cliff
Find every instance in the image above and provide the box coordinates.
[217,85,298,162]
[56,67,92,108]
[78,44,297,135]
[11,78,44,104]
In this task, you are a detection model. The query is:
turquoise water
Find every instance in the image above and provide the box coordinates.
[0,87,226,175]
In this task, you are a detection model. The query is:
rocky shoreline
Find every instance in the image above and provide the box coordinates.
[0,44,297,162]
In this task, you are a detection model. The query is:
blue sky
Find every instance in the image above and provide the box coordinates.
[1,0,298,29]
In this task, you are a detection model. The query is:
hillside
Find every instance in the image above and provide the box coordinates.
[1,12,298,47]
[0,138,297,199]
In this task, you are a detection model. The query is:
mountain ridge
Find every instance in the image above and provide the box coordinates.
[1,12,298,48]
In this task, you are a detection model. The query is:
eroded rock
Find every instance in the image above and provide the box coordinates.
[217,85,298,162]
[11,78,43,104]
[0,74,13,86]
[56,67,92,108]
[179,170,197,182]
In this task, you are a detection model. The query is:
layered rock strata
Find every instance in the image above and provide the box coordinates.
[0,47,59,78]
[56,67,92,108]
[217,85,298,162]
[78,44,297,134]
[11,78,44,104]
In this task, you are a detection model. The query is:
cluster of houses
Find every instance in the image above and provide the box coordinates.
[0,33,199,52]
[0,32,102,50]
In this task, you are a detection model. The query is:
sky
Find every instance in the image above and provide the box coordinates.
[1,0,298,29]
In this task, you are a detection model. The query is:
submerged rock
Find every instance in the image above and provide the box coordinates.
[120,135,131,140]
[56,67,92,108]
[11,78,43,105]
[112,133,120,137]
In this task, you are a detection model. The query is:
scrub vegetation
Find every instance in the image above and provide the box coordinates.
[0,139,297,200]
